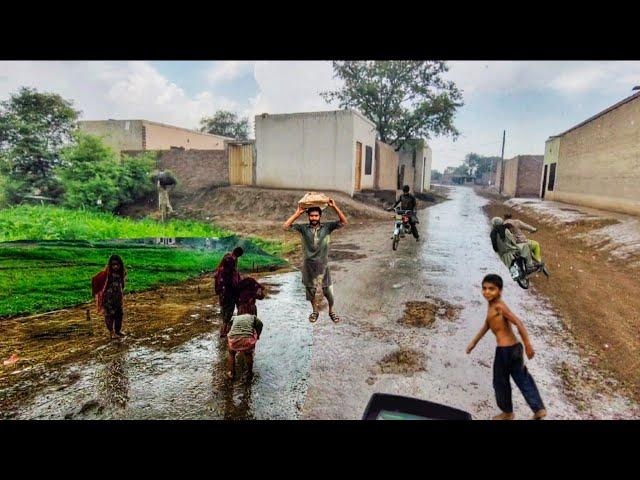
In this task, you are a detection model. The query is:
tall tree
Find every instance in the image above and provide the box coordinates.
[199,110,250,140]
[321,61,463,149]
[464,152,500,179]
[0,87,80,202]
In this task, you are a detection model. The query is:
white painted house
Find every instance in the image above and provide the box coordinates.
[254,109,378,197]
[398,141,433,193]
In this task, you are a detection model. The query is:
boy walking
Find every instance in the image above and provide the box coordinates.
[466,274,547,420]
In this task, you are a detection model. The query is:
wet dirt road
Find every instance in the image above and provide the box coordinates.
[302,186,640,419]
[7,272,312,419]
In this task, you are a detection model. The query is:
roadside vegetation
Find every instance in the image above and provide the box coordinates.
[0,242,285,318]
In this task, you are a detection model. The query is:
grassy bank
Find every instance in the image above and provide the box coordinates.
[0,242,286,318]
[0,205,229,242]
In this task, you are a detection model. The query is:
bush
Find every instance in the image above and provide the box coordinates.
[58,133,156,213]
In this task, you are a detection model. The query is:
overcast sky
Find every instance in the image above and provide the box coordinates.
[1,61,638,171]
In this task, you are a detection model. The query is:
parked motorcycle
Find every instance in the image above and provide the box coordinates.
[390,207,413,251]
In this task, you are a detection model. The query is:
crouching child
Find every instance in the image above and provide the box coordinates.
[226,277,266,379]
[226,313,263,379]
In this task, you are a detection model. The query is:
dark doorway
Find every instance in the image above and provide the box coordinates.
[541,164,548,199]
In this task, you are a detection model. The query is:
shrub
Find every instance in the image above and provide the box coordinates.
[58,133,156,213]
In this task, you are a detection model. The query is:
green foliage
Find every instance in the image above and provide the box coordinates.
[57,133,156,212]
[464,152,499,179]
[321,61,463,148]
[431,169,443,181]
[0,205,232,242]
[0,87,80,202]
[118,152,156,205]
[199,110,250,140]
[0,243,285,317]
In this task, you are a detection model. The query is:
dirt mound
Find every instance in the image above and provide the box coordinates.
[373,348,426,376]
[121,186,391,223]
[397,298,461,328]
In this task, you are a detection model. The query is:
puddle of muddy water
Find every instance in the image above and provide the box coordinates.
[7,271,313,420]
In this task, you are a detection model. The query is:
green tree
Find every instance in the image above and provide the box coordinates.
[0,87,80,203]
[58,133,155,213]
[464,152,499,179]
[321,61,463,149]
[199,110,250,140]
[431,169,443,181]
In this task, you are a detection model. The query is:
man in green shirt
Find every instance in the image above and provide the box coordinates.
[283,197,348,323]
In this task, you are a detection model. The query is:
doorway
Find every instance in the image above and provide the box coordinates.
[541,164,548,199]
[354,141,363,191]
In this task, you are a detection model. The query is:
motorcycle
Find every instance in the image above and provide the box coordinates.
[390,207,413,251]
[509,253,549,289]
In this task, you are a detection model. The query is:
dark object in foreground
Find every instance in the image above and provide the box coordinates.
[362,393,472,420]
[151,170,178,187]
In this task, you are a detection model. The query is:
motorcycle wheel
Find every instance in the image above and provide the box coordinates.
[392,235,399,251]
[516,258,530,289]
[516,276,530,289]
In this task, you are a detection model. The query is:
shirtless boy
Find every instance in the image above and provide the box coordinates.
[466,274,547,420]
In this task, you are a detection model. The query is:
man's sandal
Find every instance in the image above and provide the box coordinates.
[329,312,340,323]
[309,311,319,323]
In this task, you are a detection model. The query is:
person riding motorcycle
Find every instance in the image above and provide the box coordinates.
[490,217,536,273]
[389,185,420,241]
[503,213,543,264]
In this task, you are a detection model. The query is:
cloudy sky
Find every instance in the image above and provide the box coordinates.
[1,61,639,171]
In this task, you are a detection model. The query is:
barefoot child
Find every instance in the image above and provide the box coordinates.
[226,278,265,379]
[92,255,127,339]
[466,274,547,420]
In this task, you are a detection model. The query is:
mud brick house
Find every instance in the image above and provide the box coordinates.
[254,110,377,197]
[499,155,544,198]
[541,91,640,216]
[84,119,255,193]
[79,119,232,154]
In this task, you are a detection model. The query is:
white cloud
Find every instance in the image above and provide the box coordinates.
[446,61,640,98]
[0,61,238,130]
[207,61,255,85]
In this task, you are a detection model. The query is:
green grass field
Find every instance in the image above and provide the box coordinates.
[0,205,290,318]
[0,205,229,242]
[0,242,286,318]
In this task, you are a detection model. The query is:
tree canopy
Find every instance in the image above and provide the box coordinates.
[321,61,463,150]
[0,87,80,202]
[199,110,250,140]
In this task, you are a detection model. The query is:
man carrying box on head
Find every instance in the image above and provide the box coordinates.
[283,192,348,324]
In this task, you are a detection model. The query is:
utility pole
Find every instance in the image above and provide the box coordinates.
[499,130,506,193]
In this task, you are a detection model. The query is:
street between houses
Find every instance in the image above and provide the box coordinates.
[2,186,638,419]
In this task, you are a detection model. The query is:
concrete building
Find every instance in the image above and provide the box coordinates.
[79,119,232,154]
[500,155,543,198]
[254,110,377,197]
[374,140,400,192]
[541,91,640,216]
[398,141,432,193]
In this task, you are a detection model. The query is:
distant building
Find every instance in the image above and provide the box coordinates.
[79,119,232,154]
[254,109,377,197]
[541,91,640,216]
[398,141,432,193]
[499,155,543,198]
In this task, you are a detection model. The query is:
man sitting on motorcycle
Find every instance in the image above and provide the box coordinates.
[503,213,543,265]
[389,185,420,241]
[490,217,537,273]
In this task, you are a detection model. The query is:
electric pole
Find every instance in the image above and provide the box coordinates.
[499,130,506,193]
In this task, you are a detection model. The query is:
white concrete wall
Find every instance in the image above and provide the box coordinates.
[422,144,433,191]
[255,110,376,196]
[352,111,377,190]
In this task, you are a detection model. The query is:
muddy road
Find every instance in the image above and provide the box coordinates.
[302,186,640,419]
[3,186,639,419]
[2,272,312,419]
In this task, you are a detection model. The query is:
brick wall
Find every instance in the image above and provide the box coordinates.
[123,149,229,192]
[515,155,543,197]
